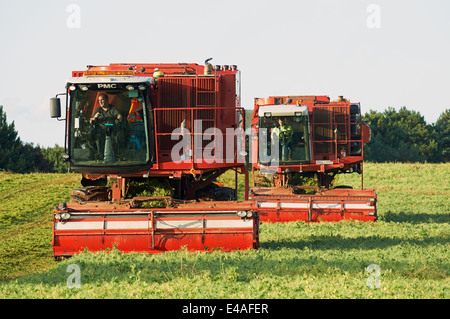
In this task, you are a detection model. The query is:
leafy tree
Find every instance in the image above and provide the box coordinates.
[363,107,438,162]
[433,109,450,162]
[41,145,68,173]
[0,106,58,173]
[0,105,23,170]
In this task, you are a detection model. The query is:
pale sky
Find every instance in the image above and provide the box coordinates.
[0,0,449,147]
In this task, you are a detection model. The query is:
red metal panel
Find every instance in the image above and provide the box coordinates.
[52,202,259,257]
[152,73,241,172]
[258,209,376,222]
[53,231,256,256]
[251,188,377,223]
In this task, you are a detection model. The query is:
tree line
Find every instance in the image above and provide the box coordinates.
[0,105,449,174]
[0,106,67,173]
[362,107,449,163]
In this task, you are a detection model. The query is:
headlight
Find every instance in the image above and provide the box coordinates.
[236,210,253,218]
[60,212,71,220]
[236,210,247,218]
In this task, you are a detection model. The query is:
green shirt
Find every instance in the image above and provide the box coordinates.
[280,125,293,139]
[93,105,121,124]
[271,125,293,143]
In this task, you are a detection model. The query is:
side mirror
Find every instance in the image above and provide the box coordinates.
[50,97,61,118]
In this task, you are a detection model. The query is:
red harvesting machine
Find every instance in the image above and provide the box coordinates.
[49,61,258,258]
[249,95,377,222]
[49,61,377,259]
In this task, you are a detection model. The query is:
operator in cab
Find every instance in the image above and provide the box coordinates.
[89,93,122,161]
[90,94,122,124]
[271,118,293,162]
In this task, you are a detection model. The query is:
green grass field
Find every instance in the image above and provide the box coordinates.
[0,163,448,299]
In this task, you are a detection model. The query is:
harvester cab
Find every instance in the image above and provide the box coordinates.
[51,68,155,176]
[257,103,312,166]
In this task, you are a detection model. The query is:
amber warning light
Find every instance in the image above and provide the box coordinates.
[83,70,134,76]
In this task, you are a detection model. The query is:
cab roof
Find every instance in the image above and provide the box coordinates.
[258,104,308,117]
